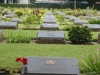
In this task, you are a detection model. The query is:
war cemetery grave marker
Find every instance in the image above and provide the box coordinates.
[43,15,56,24]
[97,33,100,44]
[83,24,100,31]
[12,18,21,23]
[4,14,13,18]
[21,56,80,75]
[0,30,4,42]
[46,11,53,15]
[0,22,18,29]
[64,15,75,19]
[74,19,88,25]
[43,19,56,24]
[40,23,59,30]
[7,11,13,14]
[36,30,66,44]
[44,15,55,20]
[82,16,96,19]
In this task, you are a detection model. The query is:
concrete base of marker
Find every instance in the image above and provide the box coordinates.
[97,33,100,44]
[0,30,4,42]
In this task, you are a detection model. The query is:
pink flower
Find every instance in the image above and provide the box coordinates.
[93,61,96,65]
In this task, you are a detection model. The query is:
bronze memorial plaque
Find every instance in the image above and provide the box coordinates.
[21,56,80,75]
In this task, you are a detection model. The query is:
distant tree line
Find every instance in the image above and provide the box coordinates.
[69,0,99,8]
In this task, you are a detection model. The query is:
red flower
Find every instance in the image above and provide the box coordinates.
[15,57,28,65]
[16,57,21,62]
[21,58,28,65]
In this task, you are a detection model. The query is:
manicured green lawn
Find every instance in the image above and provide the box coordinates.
[0,43,99,69]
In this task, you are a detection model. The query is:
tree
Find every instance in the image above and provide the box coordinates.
[87,0,97,8]
[69,0,97,9]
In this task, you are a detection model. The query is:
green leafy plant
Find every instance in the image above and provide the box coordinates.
[4,30,34,43]
[15,11,23,18]
[22,14,36,29]
[68,26,92,44]
[80,47,100,75]
[88,19,100,24]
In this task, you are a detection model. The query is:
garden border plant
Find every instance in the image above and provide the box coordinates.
[68,26,92,44]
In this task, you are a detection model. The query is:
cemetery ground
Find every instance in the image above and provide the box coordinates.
[0,7,100,74]
[0,43,100,75]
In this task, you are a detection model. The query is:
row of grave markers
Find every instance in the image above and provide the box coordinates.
[21,11,80,75]
[36,11,66,44]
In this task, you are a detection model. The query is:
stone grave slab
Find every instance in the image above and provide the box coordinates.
[82,16,96,19]
[43,19,56,24]
[21,56,80,75]
[2,16,6,19]
[74,20,88,25]
[82,24,100,31]
[36,31,66,44]
[64,15,75,19]
[40,23,59,30]
[97,12,100,16]
[0,30,4,42]
[7,11,13,14]
[56,11,65,15]
[4,14,13,18]
[0,22,18,29]
[46,11,53,15]
[44,15,55,20]
[97,33,100,44]
[97,16,100,19]
[12,18,21,23]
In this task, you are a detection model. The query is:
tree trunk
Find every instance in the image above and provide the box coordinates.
[74,0,76,10]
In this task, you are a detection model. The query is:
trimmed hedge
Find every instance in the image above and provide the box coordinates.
[0,3,100,9]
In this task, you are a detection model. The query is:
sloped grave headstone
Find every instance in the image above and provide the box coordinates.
[64,15,75,19]
[97,12,100,15]
[21,56,80,75]
[2,16,6,19]
[69,17,80,21]
[46,11,53,15]
[97,33,100,44]
[44,15,56,20]
[36,31,66,44]
[4,14,13,18]
[40,23,59,30]
[43,19,56,24]
[0,30,4,42]
[82,16,96,19]
[56,11,65,15]
[12,18,21,23]
[82,24,100,31]
[74,20,88,25]
[0,22,18,29]
[7,11,13,14]
[97,16,100,19]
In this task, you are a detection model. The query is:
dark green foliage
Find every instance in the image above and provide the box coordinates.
[88,19,100,24]
[15,11,23,17]
[68,26,92,44]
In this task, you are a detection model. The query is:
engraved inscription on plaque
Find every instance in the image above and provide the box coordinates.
[46,60,56,65]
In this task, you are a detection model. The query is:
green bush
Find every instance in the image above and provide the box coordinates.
[22,14,36,29]
[68,26,92,44]
[15,10,23,17]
